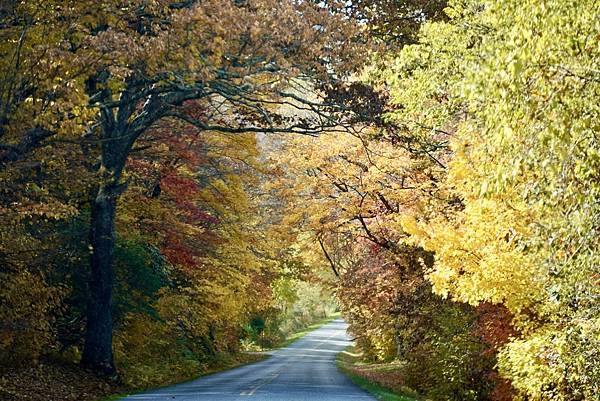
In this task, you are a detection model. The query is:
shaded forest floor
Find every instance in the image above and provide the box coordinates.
[337,346,420,401]
[0,358,123,401]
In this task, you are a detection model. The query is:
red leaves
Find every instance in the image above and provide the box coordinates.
[487,371,517,401]
[473,303,518,354]
[187,208,219,226]
[162,236,198,268]
[123,113,223,272]
[473,303,518,401]
[181,100,209,123]
[160,174,197,198]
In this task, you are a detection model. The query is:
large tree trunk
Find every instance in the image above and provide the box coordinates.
[82,184,118,376]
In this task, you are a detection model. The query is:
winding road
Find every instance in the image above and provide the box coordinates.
[120,318,376,401]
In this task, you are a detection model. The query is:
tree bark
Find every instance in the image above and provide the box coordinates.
[81,183,118,376]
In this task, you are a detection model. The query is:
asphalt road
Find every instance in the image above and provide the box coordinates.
[120,318,376,401]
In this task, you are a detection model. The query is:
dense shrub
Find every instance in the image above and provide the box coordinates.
[114,313,200,387]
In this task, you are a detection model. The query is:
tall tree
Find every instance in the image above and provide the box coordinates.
[1,0,363,375]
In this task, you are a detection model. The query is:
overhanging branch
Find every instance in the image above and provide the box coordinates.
[318,237,340,278]
[165,110,346,136]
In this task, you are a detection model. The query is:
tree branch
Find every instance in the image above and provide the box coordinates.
[164,110,344,136]
[317,237,340,278]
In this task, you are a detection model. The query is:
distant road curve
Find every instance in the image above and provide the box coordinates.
[120,318,376,401]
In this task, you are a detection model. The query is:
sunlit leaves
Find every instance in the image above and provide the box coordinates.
[386,0,600,399]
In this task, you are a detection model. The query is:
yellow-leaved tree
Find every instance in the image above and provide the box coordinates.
[395,0,600,399]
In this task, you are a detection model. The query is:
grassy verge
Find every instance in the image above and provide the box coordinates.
[337,345,420,401]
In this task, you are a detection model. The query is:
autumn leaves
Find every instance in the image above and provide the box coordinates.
[270,0,600,400]
[0,1,598,400]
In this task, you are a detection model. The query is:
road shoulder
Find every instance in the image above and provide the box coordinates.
[336,346,420,401]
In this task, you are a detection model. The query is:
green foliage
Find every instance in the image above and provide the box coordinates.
[241,278,338,349]
[243,315,266,345]
[113,239,170,321]
[274,280,337,337]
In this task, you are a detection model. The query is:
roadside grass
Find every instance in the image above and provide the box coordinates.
[337,345,420,401]
[100,394,127,401]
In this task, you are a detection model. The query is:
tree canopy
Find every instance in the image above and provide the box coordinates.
[1,0,598,400]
